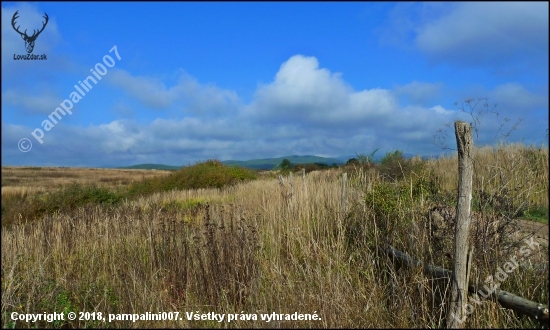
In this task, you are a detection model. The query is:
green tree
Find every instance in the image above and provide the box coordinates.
[280,158,292,170]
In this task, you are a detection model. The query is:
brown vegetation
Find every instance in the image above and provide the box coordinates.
[1,143,548,328]
[1,166,171,197]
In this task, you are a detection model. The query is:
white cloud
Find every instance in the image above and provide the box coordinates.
[250,55,350,121]
[430,105,453,115]
[415,3,547,60]
[380,2,548,69]
[249,55,398,127]
[107,69,240,114]
[2,89,60,115]
[394,81,443,106]
[3,54,546,167]
[107,70,178,109]
[489,83,548,110]
[175,73,241,116]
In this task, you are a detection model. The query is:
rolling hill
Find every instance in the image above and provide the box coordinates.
[118,155,346,171]
[222,155,345,170]
[117,164,182,170]
[117,152,427,171]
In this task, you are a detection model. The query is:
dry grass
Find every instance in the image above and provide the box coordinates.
[1,144,548,328]
[427,143,548,207]
[1,167,172,197]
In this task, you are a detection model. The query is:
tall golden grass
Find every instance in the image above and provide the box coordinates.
[427,143,548,207]
[1,143,548,328]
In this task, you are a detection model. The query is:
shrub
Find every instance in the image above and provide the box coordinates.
[127,160,257,196]
[378,150,426,182]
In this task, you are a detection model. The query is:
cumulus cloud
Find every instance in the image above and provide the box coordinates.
[3,53,546,167]
[0,54,472,166]
[3,3,546,168]
[250,55,351,123]
[247,54,456,143]
[249,55,399,128]
[107,69,240,114]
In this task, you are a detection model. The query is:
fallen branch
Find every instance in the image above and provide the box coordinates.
[383,244,549,326]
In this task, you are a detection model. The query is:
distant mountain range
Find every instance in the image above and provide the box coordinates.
[118,163,183,170]
[117,152,423,171]
[222,155,345,170]
[119,155,348,171]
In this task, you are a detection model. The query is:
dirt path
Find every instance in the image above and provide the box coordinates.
[517,219,548,239]
[515,219,548,267]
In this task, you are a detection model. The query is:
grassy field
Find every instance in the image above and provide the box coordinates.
[1,166,172,197]
[1,144,548,328]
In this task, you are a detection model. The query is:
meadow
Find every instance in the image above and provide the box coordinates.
[1,143,548,328]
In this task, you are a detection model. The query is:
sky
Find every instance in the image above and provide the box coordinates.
[2,2,548,167]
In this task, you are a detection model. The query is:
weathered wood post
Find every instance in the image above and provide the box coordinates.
[278,175,287,202]
[447,121,474,328]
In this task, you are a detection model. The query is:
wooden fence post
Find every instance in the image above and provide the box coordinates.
[447,121,474,328]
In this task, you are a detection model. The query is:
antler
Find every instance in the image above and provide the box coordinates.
[31,12,49,38]
[11,11,49,39]
[11,10,25,37]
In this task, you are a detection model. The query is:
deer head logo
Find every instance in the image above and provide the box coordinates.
[11,10,49,54]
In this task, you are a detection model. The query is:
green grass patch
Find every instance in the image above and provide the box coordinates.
[161,198,206,212]
[523,206,549,224]
[1,183,124,227]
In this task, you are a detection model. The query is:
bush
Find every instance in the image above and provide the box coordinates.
[378,150,425,182]
[127,160,257,196]
[55,183,122,206]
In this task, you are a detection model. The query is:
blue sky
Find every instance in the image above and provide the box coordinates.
[2,2,548,167]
